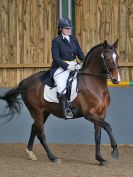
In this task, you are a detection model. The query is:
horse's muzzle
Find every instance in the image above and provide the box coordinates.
[111,69,121,84]
[112,78,120,84]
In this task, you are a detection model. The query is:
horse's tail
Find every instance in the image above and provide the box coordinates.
[0,81,24,121]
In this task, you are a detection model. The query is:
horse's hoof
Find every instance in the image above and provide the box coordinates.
[26,148,38,161]
[53,158,61,163]
[100,160,108,166]
[111,150,119,160]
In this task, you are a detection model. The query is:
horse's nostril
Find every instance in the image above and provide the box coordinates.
[112,79,119,84]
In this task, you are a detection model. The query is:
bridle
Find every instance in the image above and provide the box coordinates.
[79,49,119,80]
[101,49,119,70]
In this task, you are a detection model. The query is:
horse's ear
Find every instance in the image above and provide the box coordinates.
[113,39,118,49]
[103,40,108,49]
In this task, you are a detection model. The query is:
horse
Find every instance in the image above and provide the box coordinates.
[0,39,120,166]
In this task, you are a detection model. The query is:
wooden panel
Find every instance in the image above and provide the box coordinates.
[0,63,51,68]
[1,61,133,68]
[0,0,133,87]
[0,1,1,63]
[75,0,133,81]
[1,0,8,64]
[128,0,133,81]
[0,0,58,87]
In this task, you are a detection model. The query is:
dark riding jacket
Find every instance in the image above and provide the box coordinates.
[50,34,85,77]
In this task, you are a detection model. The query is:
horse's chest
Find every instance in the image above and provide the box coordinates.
[88,92,110,118]
[88,103,107,120]
[94,94,110,116]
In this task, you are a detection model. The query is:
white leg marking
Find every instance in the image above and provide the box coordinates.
[26,148,38,161]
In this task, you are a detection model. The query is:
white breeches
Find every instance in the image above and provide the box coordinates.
[53,61,77,94]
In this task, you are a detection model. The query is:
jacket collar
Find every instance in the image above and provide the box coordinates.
[60,34,73,48]
[62,33,70,42]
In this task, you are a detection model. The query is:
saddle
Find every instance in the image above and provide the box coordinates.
[40,69,78,94]
[43,70,82,118]
[40,70,55,88]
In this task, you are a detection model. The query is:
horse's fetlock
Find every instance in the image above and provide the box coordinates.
[96,154,101,161]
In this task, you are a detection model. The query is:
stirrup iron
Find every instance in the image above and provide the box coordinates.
[65,108,73,119]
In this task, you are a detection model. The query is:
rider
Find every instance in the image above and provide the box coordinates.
[50,17,85,118]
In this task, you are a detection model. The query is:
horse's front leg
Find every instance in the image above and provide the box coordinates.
[102,121,119,160]
[94,124,107,166]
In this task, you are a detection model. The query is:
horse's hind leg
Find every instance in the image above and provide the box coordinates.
[26,111,50,158]
[36,110,61,163]
[34,109,61,163]
[26,109,60,163]
[94,124,107,166]
[26,111,50,161]
[26,122,38,160]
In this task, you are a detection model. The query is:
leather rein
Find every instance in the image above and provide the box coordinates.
[78,71,111,79]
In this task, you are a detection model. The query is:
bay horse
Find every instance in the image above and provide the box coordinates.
[0,40,120,166]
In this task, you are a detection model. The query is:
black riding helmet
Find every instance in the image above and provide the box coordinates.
[58,17,72,29]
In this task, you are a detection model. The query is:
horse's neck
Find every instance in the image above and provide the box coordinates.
[82,48,108,87]
[84,51,102,74]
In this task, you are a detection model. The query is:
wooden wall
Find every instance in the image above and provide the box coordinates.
[0,0,58,87]
[76,0,133,81]
[0,0,133,87]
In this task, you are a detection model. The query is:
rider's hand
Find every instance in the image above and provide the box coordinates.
[67,63,76,71]
[75,64,82,70]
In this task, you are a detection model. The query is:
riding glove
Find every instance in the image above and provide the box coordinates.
[67,63,76,71]
[75,64,82,70]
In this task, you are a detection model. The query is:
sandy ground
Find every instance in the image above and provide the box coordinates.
[0,144,133,177]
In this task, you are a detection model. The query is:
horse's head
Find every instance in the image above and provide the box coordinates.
[101,39,120,84]
[82,39,120,84]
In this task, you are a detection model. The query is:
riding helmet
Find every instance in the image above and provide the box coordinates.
[58,17,72,29]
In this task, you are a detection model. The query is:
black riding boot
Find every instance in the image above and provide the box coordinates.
[58,93,73,119]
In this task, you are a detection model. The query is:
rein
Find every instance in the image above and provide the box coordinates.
[78,71,112,79]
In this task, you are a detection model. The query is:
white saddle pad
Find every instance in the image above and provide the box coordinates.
[44,79,78,103]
